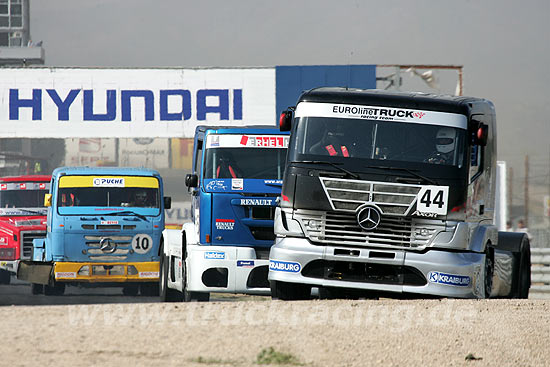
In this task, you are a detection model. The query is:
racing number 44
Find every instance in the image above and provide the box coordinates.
[416,186,449,215]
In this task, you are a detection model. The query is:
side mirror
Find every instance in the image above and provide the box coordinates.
[163,196,172,210]
[279,110,293,132]
[44,193,52,207]
[185,174,198,188]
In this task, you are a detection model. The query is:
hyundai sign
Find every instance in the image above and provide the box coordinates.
[0,68,276,138]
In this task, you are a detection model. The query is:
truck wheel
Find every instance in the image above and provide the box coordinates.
[44,282,65,296]
[0,269,11,284]
[31,283,44,295]
[160,252,183,302]
[185,291,210,302]
[484,246,494,299]
[140,283,159,297]
[122,284,139,296]
[514,236,531,299]
[270,280,311,301]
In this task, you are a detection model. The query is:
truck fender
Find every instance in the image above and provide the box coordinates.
[32,238,46,262]
[469,223,498,253]
[181,222,199,247]
[163,228,183,257]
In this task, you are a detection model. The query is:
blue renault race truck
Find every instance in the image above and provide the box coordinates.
[161,126,289,301]
[18,167,171,296]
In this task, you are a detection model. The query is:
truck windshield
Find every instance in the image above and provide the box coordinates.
[0,185,48,209]
[293,117,467,168]
[203,148,287,179]
[56,176,160,213]
[56,187,160,208]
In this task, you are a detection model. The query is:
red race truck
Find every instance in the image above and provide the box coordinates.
[0,175,50,284]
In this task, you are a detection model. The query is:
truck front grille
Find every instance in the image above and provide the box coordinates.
[21,231,46,259]
[84,235,132,261]
[320,177,422,215]
[295,210,442,249]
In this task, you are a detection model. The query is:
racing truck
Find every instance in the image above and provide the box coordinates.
[18,167,171,296]
[271,87,531,300]
[161,126,289,301]
[0,175,50,284]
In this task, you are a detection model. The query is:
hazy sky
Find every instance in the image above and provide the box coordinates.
[30,0,550,188]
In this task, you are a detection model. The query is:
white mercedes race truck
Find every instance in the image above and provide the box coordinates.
[270,87,531,300]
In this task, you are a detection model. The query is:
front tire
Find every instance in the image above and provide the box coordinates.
[122,284,139,296]
[484,246,494,299]
[160,251,183,302]
[31,283,44,295]
[270,280,311,301]
[44,282,65,296]
[0,269,11,285]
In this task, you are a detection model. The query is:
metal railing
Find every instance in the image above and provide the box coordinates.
[530,248,550,299]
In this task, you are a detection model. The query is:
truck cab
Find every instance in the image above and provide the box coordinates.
[0,175,50,284]
[18,167,171,296]
[161,126,289,301]
[270,88,530,300]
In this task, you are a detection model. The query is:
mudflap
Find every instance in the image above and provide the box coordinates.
[17,261,53,285]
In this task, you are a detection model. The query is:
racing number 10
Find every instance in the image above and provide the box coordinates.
[417,186,449,215]
[132,234,153,254]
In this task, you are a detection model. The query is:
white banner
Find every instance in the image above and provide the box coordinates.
[295,102,468,129]
[205,134,289,149]
[0,68,276,138]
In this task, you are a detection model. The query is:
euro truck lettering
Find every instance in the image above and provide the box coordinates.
[9,88,243,121]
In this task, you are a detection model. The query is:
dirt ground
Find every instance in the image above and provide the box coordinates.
[1,298,549,367]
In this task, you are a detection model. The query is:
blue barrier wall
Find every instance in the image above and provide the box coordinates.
[275,65,376,118]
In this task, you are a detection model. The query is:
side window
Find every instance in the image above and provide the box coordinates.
[469,145,482,182]
[194,139,203,177]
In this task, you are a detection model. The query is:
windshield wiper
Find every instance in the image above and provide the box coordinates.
[364,165,438,185]
[291,160,360,180]
[104,211,148,221]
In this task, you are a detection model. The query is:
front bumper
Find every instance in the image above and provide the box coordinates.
[0,260,19,274]
[186,245,271,295]
[54,261,159,283]
[268,237,486,298]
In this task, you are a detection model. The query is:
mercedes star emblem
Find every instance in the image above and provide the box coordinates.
[99,237,117,253]
[356,205,382,231]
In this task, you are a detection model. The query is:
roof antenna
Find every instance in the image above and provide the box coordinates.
[345,51,354,90]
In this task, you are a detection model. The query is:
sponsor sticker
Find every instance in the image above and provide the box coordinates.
[215,219,235,231]
[264,180,283,185]
[0,184,6,190]
[204,251,226,260]
[56,271,77,279]
[294,102,468,129]
[93,177,125,187]
[205,180,228,191]
[237,260,255,267]
[19,183,26,190]
[139,271,159,278]
[39,183,47,190]
[206,134,289,149]
[101,220,119,225]
[240,198,274,206]
[269,260,302,273]
[428,271,471,287]
[0,237,6,244]
[232,178,243,191]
